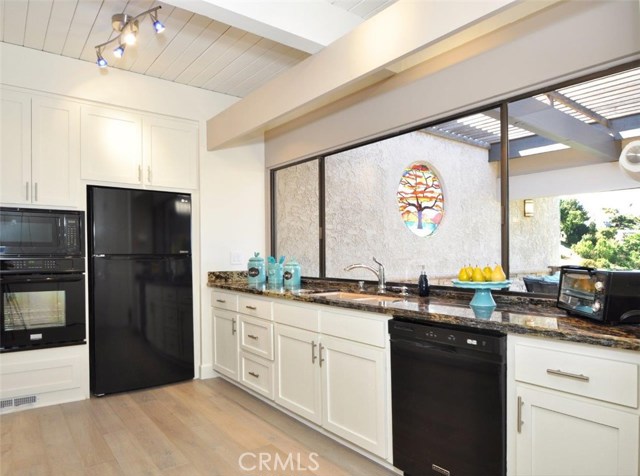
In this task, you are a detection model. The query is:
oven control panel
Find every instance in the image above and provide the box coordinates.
[0,257,85,274]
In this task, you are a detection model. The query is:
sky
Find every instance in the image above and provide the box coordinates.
[563,188,640,227]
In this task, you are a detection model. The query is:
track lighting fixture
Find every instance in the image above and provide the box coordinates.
[94,5,164,67]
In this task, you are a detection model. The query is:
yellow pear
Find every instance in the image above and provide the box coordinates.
[472,266,485,282]
[458,267,469,281]
[491,264,507,282]
[465,266,473,280]
[482,266,493,281]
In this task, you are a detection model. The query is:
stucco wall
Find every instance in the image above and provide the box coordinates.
[274,131,563,282]
[275,160,320,276]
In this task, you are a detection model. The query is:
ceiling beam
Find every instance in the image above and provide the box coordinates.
[160,0,363,54]
[488,113,640,161]
[486,98,620,161]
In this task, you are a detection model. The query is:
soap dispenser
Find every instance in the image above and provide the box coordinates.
[418,266,430,297]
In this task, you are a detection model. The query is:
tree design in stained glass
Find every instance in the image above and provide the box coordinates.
[397,162,444,237]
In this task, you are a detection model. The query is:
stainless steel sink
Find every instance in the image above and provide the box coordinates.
[312,291,403,303]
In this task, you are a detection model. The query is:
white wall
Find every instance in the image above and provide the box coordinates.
[0,43,266,382]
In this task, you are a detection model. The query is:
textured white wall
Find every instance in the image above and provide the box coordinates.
[275,160,320,276]
[324,131,501,281]
[509,197,561,274]
[274,131,563,282]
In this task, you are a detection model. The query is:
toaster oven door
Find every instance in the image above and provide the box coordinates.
[557,268,601,319]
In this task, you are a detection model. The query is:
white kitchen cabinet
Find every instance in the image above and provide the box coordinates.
[80,105,143,185]
[1,89,80,206]
[274,324,322,424]
[81,105,198,189]
[212,308,239,381]
[143,116,198,189]
[273,301,390,458]
[509,335,640,476]
[515,386,639,476]
[321,335,387,457]
[1,89,31,204]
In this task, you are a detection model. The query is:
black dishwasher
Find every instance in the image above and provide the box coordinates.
[389,318,506,476]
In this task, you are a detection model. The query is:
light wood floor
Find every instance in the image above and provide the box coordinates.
[0,378,395,476]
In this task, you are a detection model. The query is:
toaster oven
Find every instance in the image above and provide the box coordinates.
[557,266,640,325]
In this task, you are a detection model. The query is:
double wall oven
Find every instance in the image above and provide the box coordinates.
[0,207,86,352]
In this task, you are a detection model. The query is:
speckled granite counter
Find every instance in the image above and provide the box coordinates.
[208,272,640,352]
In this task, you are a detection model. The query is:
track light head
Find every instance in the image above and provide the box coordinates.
[151,10,165,33]
[113,44,125,58]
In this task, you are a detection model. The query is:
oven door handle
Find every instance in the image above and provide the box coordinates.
[1,274,84,284]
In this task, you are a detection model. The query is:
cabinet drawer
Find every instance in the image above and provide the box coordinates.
[273,302,319,332]
[239,351,274,400]
[211,290,238,311]
[515,343,638,408]
[239,315,274,360]
[239,295,273,320]
[320,309,387,348]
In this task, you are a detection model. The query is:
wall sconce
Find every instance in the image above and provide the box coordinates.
[523,199,534,217]
[95,6,164,68]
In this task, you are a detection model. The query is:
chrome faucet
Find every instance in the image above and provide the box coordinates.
[344,257,386,294]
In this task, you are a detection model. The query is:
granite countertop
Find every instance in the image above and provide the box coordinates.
[208,272,640,352]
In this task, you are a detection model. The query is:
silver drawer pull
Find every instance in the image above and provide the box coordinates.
[517,396,524,433]
[245,305,257,310]
[247,334,259,340]
[432,464,450,476]
[319,343,325,367]
[248,371,260,378]
[231,318,236,335]
[546,368,590,382]
[311,340,317,364]
[216,299,226,303]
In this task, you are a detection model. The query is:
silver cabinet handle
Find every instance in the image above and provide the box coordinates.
[517,396,524,433]
[147,165,152,183]
[432,465,450,476]
[319,343,325,367]
[247,334,259,340]
[34,182,38,202]
[231,318,236,335]
[311,340,317,364]
[546,368,590,382]
[245,305,257,310]
[216,299,226,303]
[25,182,29,201]
[248,371,259,378]
[138,165,142,182]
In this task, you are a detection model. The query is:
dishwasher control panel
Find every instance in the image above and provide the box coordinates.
[389,318,506,355]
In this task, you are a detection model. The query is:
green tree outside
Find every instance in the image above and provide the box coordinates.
[568,206,640,269]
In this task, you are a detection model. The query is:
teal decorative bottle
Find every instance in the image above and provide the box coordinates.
[247,252,265,285]
[284,258,302,290]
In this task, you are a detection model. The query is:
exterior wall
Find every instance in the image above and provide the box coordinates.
[275,160,320,276]
[509,197,561,275]
[325,132,501,281]
[274,131,562,282]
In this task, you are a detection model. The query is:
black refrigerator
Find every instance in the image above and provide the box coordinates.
[88,186,194,395]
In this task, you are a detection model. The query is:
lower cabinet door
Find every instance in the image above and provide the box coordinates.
[239,351,274,400]
[321,335,387,458]
[274,325,322,425]
[516,386,639,476]
[212,309,239,380]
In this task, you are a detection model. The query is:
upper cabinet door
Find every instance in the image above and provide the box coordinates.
[31,97,80,207]
[0,89,32,205]
[144,116,198,189]
[81,105,143,184]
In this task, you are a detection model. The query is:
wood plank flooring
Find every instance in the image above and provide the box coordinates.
[0,378,395,476]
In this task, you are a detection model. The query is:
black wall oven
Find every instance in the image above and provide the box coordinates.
[0,207,86,352]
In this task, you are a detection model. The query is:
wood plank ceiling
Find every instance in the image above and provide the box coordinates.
[0,0,395,98]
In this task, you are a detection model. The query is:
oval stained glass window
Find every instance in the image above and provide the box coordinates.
[397,162,444,237]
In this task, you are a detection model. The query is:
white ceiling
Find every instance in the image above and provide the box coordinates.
[0,0,395,98]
